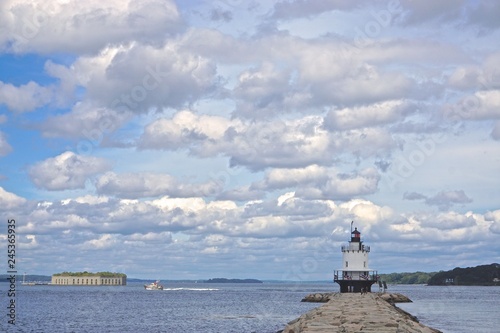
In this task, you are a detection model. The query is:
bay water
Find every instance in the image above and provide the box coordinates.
[1,282,498,332]
[391,284,499,333]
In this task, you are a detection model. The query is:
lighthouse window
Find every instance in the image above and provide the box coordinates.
[364,261,366,268]
[345,261,348,268]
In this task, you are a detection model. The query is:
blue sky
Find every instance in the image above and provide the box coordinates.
[1,0,500,280]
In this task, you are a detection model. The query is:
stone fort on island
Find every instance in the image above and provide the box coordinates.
[51,272,127,286]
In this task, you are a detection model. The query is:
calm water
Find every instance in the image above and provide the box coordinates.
[1,282,499,332]
[390,285,500,333]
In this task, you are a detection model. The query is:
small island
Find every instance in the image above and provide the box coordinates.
[204,278,263,283]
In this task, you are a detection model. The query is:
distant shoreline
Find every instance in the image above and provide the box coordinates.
[0,276,262,284]
[4,263,498,286]
[203,278,263,283]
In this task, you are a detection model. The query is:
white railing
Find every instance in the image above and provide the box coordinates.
[333,270,378,281]
[340,245,370,252]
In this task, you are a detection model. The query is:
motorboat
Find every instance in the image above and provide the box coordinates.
[144,280,164,290]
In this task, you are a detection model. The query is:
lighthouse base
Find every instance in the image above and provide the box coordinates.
[334,279,376,293]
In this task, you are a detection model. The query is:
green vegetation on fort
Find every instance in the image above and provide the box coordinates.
[379,271,436,284]
[427,263,499,286]
[53,271,127,277]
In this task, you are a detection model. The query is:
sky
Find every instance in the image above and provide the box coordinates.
[0,0,499,281]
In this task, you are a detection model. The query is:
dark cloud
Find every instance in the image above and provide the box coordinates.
[403,190,473,211]
[271,0,362,20]
[425,190,473,210]
[395,0,466,26]
[403,191,427,201]
[374,160,390,172]
[210,8,233,22]
[467,1,500,29]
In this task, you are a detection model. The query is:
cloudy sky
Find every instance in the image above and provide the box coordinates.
[1,0,499,280]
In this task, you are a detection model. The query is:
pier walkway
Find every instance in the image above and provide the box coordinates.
[281,293,441,333]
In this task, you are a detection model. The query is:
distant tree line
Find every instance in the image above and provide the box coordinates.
[379,271,436,284]
[427,263,500,286]
[379,263,500,286]
[53,271,127,277]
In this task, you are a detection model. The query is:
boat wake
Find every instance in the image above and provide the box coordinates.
[163,288,219,291]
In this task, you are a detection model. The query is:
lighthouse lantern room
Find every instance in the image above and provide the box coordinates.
[333,223,378,293]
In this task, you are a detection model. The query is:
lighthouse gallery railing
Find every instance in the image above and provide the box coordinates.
[333,270,378,281]
[341,245,370,252]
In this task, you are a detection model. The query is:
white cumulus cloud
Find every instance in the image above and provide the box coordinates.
[29,151,111,190]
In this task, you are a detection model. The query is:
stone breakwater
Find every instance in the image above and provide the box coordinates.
[280,293,442,333]
[300,292,412,304]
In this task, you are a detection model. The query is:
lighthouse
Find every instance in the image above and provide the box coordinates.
[334,223,378,293]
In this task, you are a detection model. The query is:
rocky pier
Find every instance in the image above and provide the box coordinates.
[280,292,442,333]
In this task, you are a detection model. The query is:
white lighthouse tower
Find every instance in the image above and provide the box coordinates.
[334,223,378,292]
